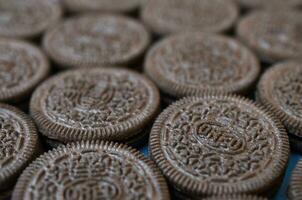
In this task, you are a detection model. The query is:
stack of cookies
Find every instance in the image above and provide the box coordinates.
[0,0,301,199]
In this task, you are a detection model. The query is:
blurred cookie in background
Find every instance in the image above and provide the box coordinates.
[141,0,239,36]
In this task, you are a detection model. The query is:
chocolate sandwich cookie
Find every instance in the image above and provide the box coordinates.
[43,14,150,69]
[237,0,302,9]
[150,94,289,198]
[237,10,302,63]
[257,61,302,153]
[144,33,260,102]
[12,141,170,200]
[0,0,62,39]
[30,67,160,144]
[0,104,39,198]
[0,39,50,104]
[288,160,302,200]
[63,0,142,14]
[141,0,239,36]
[204,195,268,200]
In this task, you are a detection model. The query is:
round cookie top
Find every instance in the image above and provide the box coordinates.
[288,160,302,200]
[237,0,302,9]
[0,104,38,191]
[141,0,238,35]
[237,10,302,63]
[63,0,142,13]
[0,39,49,103]
[0,0,62,39]
[145,33,260,99]
[257,61,302,137]
[150,94,289,196]
[30,67,160,142]
[43,14,150,68]
[12,141,170,200]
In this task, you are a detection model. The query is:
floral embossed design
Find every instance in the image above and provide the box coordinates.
[0,42,39,92]
[273,68,302,119]
[46,15,148,65]
[142,0,237,34]
[25,150,157,200]
[0,0,61,37]
[162,100,276,182]
[152,36,250,87]
[0,110,25,169]
[43,70,148,128]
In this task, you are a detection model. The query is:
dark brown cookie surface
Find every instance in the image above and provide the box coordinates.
[30,67,160,143]
[43,14,150,68]
[257,61,302,139]
[237,0,302,9]
[141,0,238,35]
[12,141,170,200]
[63,0,142,13]
[0,39,50,103]
[288,160,302,200]
[150,95,289,197]
[145,33,260,99]
[0,104,39,192]
[204,195,268,200]
[237,10,302,63]
[0,0,62,39]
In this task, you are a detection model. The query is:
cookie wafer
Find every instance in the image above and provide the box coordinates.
[141,0,238,36]
[63,0,142,14]
[0,0,62,39]
[30,67,160,144]
[43,14,150,69]
[237,0,302,9]
[257,61,302,153]
[150,94,289,198]
[204,195,268,200]
[288,160,302,200]
[12,141,170,200]
[237,10,302,63]
[0,104,39,197]
[144,33,260,102]
[0,39,50,104]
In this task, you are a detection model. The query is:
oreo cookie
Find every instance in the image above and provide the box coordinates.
[0,0,62,39]
[237,0,302,9]
[63,0,142,13]
[204,195,268,200]
[144,33,260,102]
[141,0,238,36]
[0,39,50,104]
[12,141,170,200]
[150,94,289,198]
[237,10,302,63]
[0,104,39,198]
[30,67,160,145]
[43,14,150,69]
[257,61,302,153]
[288,160,302,199]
